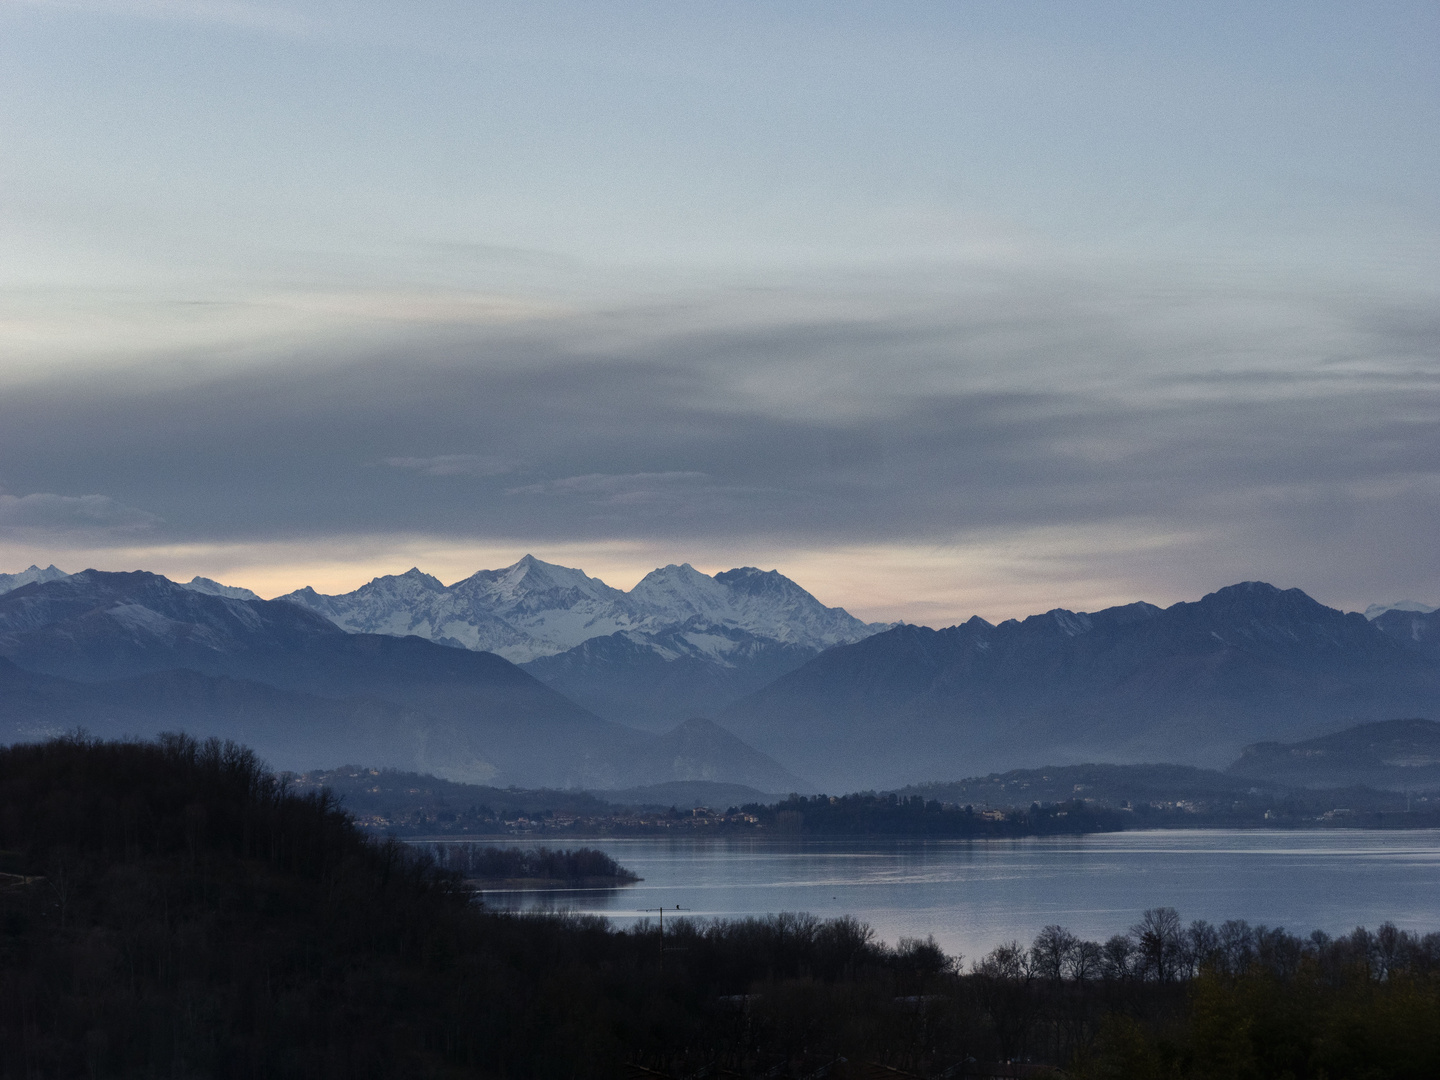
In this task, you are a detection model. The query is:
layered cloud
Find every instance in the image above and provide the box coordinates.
[0,266,1435,617]
[0,2,1434,621]
[0,492,160,537]
[385,455,515,478]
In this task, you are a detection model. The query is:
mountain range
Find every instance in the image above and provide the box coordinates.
[0,564,69,592]
[718,582,1440,790]
[279,556,889,729]
[0,569,805,792]
[279,556,884,660]
[0,557,889,734]
[1,564,1436,796]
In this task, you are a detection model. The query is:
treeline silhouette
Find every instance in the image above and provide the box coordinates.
[1,734,1437,1078]
[740,792,1126,836]
[422,842,640,882]
[972,908,1440,1076]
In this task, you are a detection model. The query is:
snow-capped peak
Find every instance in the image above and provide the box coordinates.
[280,556,886,662]
[625,563,882,646]
[392,567,445,587]
[629,563,733,624]
[439,556,634,654]
[0,564,70,595]
[1365,600,1437,619]
[454,554,625,607]
[180,576,262,602]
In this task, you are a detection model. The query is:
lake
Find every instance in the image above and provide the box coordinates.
[448,829,1440,962]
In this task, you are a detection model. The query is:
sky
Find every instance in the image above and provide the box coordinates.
[0,0,1436,624]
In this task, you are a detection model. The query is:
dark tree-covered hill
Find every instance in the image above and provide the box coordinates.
[2,734,1439,1079]
[1229,717,1440,790]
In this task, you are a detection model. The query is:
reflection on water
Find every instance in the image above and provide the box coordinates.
[423,829,1440,961]
[476,885,635,910]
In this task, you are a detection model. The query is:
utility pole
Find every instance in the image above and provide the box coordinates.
[642,905,690,957]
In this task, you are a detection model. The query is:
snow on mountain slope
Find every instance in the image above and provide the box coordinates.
[446,555,638,655]
[283,567,534,656]
[1366,600,1438,619]
[628,564,884,646]
[180,576,262,601]
[0,565,69,595]
[0,569,344,682]
[280,555,886,663]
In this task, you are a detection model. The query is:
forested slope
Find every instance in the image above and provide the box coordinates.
[3,734,1439,1079]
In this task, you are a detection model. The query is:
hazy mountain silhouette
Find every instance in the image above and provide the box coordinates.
[1370,607,1440,661]
[897,762,1277,809]
[519,625,817,729]
[1229,717,1440,791]
[627,716,806,793]
[720,582,1440,791]
[9,571,1438,794]
[0,571,801,790]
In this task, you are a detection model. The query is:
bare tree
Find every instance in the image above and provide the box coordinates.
[1184,919,1221,977]
[1130,907,1184,982]
[1030,925,1078,985]
[973,942,1036,1061]
[1069,939,1104,984]
[1375,922,1405,979]
[975,940,1032,982]
[1101,934,1134,981]
[1219,919,1256,975]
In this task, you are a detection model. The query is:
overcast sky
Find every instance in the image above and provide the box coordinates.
[1,0,1436,623]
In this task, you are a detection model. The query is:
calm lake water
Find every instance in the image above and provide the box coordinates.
[442,829,1440,962]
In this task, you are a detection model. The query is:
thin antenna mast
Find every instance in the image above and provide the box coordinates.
[641,904,691,956]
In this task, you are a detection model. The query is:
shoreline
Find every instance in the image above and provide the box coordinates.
[398,824,1440,847]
